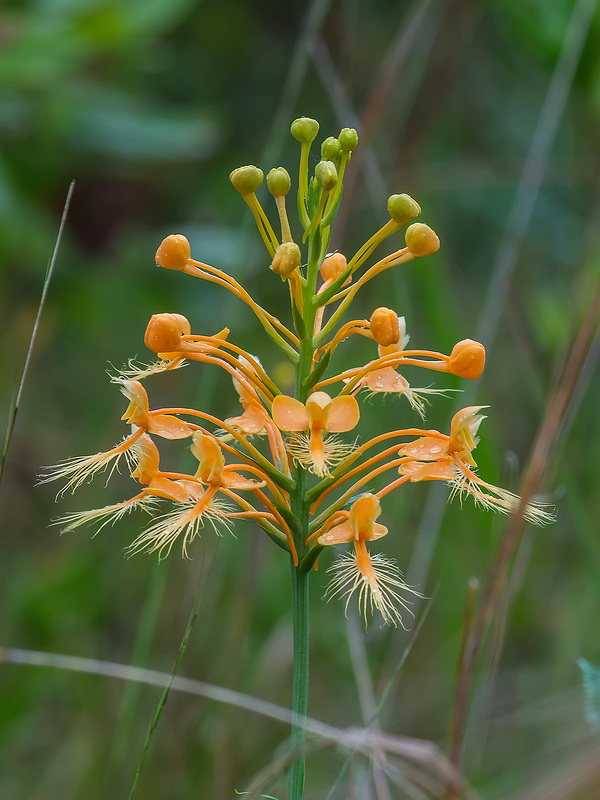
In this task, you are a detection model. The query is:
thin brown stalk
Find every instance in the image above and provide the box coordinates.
[445,239,600,798]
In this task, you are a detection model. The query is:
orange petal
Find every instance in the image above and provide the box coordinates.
[272,395,310,431]
[155,234,191,271]
[119,380,150,426]
[306,391,333,430]
[449,405,488,460]
[320,252,348,282]
[326,395,360,432]
[370,522,388,540]
[130,434,160,483]
[349,493,387,541]
[369,307,400,347]
[191,433,225,482]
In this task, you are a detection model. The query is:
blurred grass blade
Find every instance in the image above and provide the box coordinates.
[128,567,209,799]
[0,180,75,486]
[578,658,600,739]
[475,0,598,349]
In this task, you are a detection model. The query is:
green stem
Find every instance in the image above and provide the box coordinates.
[288,560,310,800]
[286,239,321,798]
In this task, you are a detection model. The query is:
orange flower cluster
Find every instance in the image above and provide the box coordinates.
[42,118,552,626]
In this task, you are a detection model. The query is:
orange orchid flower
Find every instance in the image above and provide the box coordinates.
[272,391,360,476]
[347,310,462,416]
[398,407,553,524]
[119,379,192,439]
[224,356,270,435]
[127,432,268,559]
[317,494,420,626]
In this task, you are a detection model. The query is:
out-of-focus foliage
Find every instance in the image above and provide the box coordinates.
[1,0,600,798]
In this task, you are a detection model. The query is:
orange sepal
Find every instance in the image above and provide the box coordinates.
[272,395,310,431]
[144,476,192,503]
[399,460,456,482]
[148,414,192,440]
[225,403,267,434]
[318,521,353,546]
[221,472,266,490]
[326,395,360,432]
[398,436,448,461]
[366,367,408,393]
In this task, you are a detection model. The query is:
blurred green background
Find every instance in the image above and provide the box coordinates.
[1,0,600,797]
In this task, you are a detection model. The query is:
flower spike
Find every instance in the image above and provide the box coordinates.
[48,115,553,651]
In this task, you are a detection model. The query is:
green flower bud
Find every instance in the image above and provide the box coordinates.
[321,136,341,161]
[270,242,302,278]
[315,160,338,191]
[405,223,440,256]
[339,127,358,152]
[229,165,263,196]
[267,167,291,197]
[387,194,421,226]
[291,117,320,143]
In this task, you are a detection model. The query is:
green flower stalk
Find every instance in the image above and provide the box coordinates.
[42,117,553,799]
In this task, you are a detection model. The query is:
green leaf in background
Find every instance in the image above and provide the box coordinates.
[69,89,219,161]
[578,658,600,739]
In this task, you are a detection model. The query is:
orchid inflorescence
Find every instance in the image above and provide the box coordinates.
[42,116,552,628]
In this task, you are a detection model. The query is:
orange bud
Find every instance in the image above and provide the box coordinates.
[405,223,440,257]
[369,307,400,347]
[320,252,347,282]
[448,339,486,380]
[155,234,191,271]
[144,313,191,353]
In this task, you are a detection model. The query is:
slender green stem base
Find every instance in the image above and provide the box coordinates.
[288,560,310,800]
